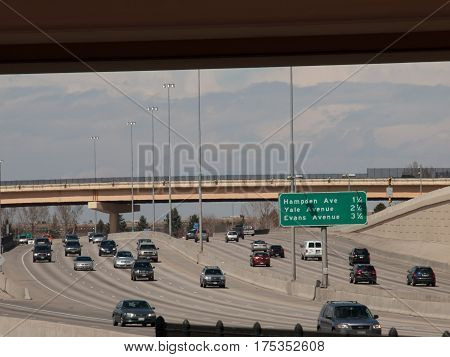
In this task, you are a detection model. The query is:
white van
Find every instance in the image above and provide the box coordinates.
[300,241,322,261]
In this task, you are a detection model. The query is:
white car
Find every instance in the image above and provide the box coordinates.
[300,240,322,261]
[251,240,268,251]
[225,231,239,243]
[243,226,255,236]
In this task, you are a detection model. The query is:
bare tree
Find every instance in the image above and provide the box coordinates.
[17,207,50,235]
[56,205,83,235]
[243,201,278,229]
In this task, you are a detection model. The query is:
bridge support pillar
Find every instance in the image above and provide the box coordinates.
[88,202,140,233]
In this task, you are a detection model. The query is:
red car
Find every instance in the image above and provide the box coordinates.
[250,251,270,267]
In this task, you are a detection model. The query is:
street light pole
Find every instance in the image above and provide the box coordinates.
[163,83,175,237]
[90,136,99,232]
[419,165,423,194]
[147,106,158,234]
[289,66,297,282]
[127,122,136,232]
[197,69,204,253]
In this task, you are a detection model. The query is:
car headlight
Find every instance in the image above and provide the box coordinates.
[126,313,136,317]
[205,276,212,280]
[147,313,154,317]
[372,324,382,329]
[336,323,350,329]
[47,253,51,256]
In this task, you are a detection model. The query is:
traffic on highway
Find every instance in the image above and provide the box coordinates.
[1,227,448,338]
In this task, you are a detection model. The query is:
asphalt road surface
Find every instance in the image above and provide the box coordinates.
[1,230,449,337]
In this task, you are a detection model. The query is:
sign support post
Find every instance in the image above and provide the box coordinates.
[321,226,328,288]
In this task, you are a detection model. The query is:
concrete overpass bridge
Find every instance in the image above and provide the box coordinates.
[1,175,450,231]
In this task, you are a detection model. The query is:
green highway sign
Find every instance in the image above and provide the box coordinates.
[279,191,368,227]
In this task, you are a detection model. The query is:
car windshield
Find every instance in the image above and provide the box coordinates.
[102,241,116,247]
[254,252,268,257]
[76,257,92,261]
[354,249,368,255]
[254,241,265,244]
[139,239,152,243]
[335,306,373,319]
[66,235,78,239]
[35,246,50,252]
[140,244,156,250]
[123,300,150,309]
[134,262,152,269]
[117,251,133,257]
[271,245,281,250]
[357,265,375,271]
[66,241,80,247]
[205,269,222,275]
[94,234,104,237]
[417,267,433,274]
[228,231,237,235]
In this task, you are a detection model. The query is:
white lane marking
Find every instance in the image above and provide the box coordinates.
[20,249,109,312]
[0,302,110,323]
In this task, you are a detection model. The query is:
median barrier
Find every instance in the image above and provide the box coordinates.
[314,284,450,319]
[155,316,396,337]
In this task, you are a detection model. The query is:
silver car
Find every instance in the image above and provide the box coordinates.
[114,251,135,269]
[137,243,159,262]
[137,238,153,248]
[225,230,239,243]
[73,256,94,271]
[92,233,107,244]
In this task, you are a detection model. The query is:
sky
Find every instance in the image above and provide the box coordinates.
[1,62,450,221]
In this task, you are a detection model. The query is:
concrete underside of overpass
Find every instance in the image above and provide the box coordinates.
[1,1,450,74]
[341,186,450,266]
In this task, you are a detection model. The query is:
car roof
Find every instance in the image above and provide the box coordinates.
[204,265,220,269]
[75,256,92,259]
[325,301,364,307]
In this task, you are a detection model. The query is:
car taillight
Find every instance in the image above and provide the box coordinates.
[413,272,417,278]
[356,269,362,275]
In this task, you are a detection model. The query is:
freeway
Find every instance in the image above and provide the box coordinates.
[0,231,449,336]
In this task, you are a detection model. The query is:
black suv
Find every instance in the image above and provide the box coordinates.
[349,248,370,265]
[407,266,436,286]
[65,241,81,256]
[33,245,52,262]
[317,301,381,335]
[99,240,117,256]
[270,245,285,258]
[350,264,377,284]
[131,260,155,281]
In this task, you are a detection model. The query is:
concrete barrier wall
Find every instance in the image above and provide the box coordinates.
[0,316,136,337]
[315,285,450,319]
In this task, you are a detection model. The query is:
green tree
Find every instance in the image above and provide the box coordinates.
[96,219,105,233]
[187,214,199,231]
[164,208,182,237]
[137,215,148,231]
[119,214,127,232]
[373,203,387,213]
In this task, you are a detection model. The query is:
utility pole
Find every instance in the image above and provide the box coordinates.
[289,67,296,282]
[198,70,204,253]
